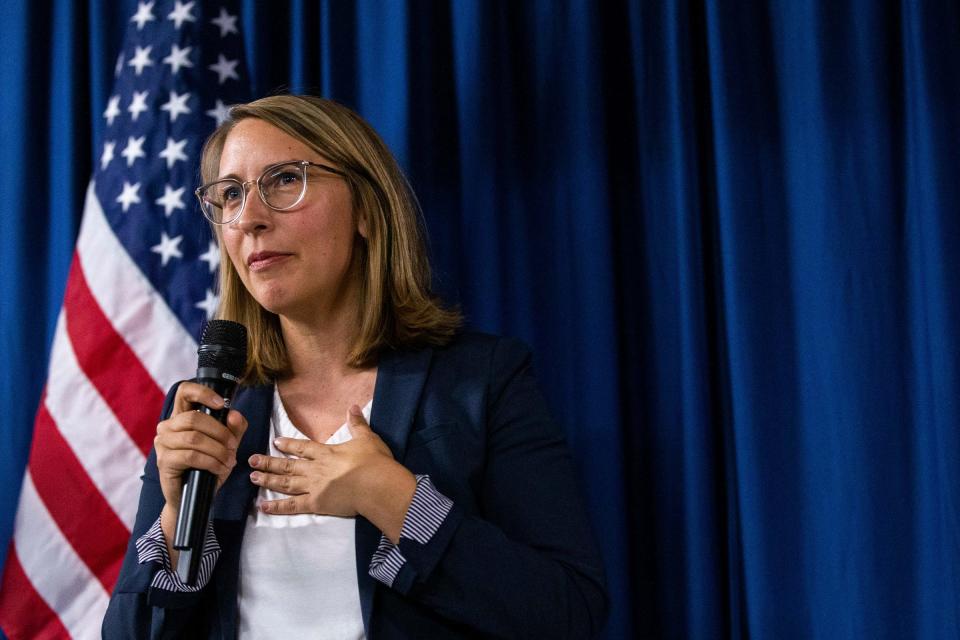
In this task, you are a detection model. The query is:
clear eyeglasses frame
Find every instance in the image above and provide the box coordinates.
[194,160,347,225]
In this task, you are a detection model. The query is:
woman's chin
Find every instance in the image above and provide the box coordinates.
[249,285,293,317]
[253,292,322,323]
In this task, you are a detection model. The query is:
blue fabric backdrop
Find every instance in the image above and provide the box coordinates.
[1,1,959,637]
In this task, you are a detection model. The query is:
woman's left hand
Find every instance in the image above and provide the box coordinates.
[248,404,416,540]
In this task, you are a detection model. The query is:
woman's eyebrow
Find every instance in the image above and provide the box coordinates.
[215,160,303,181]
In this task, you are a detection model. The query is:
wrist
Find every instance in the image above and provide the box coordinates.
[160,503,180,565]
[358,461,416,543]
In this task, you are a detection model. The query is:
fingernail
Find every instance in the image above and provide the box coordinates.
[249,454,260,466]
[250,471,261,483]
[214,396,225,408]
[349,404,362,417]
[273,438,282,447]
[260,502,271,513]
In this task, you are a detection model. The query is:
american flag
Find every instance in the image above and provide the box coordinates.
[0,2,248,637]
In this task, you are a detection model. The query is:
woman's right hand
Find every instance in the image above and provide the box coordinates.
[154,382,248,526]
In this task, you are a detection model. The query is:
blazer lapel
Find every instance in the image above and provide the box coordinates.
[213,384,273,521]
[356,345,434,637]
[370,346,433,459]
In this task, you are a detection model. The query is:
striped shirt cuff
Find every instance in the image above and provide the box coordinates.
[135,515,220,592]
[368,474,454,587]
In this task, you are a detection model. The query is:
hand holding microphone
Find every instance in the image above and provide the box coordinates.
[152,320,248,585]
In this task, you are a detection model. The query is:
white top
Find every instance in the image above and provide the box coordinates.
[237,390,371,639]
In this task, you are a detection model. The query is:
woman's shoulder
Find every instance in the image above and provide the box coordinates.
[396,331,535,394]
[433,331,532,364]
[388,330,533,369]
[381,332,537,395]
[388,332,542,423]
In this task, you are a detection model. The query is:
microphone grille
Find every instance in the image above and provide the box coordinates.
[198,320,248,377]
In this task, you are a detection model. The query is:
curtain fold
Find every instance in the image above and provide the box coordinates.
[901,2,960,636]
[1,1,958,637]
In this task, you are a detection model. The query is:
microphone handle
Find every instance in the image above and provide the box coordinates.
[173,370,238,586]
[174,468,216,584]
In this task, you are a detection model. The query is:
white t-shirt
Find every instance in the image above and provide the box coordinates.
[237,390,371,639]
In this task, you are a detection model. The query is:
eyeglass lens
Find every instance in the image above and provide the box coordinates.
[199,162,307,223]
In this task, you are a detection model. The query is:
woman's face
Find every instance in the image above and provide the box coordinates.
[217,118,366,321]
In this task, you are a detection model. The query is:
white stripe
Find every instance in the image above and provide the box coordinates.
[13,473,109,640]
[45,312,145,529]
[76,181,197,391]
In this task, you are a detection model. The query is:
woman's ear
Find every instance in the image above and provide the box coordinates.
[357,209,369,239]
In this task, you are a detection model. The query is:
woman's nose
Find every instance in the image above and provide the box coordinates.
[231,186,272,233]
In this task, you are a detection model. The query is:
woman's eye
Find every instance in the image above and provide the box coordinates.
[221,185,242,202]
[273,171,301,187]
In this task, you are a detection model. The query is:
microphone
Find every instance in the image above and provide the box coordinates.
[173,319,247,586]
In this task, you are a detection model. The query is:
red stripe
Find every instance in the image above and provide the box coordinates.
[0,547,71,640]
[63,254,164,454]
[29,398,129,592]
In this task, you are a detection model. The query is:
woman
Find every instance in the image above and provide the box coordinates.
[103,95,607,639]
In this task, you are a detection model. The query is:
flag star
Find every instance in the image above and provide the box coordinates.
[114,52,124,77]
[120,135,147,166]
[128,90,149,121]
[205,99,231,125]
[100,140,116,169]
[208,54,239,84]
[158,137,188,169]
[116,181,141,212]
[127,45,154,75]
[130,1,156,30]
[195,288,220,320]
[160,90,192,122]
[167,1,196,29]
[151,232,184,266]
[211,7,238,37]
[103,95,121,126]
[199,240,220,273]
[155,184,186,217]
[162,43,193,75]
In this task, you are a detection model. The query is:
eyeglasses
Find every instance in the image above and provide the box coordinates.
[195,160,346,225]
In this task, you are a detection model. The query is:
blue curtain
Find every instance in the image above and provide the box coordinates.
[2,1,958,637]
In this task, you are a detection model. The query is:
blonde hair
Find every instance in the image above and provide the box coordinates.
[199,95,461,383]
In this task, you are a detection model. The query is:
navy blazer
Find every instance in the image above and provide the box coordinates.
[102,333,608,638]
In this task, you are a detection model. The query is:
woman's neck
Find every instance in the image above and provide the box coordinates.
[279,308,362,383]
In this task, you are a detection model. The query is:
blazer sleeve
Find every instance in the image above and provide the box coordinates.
[102,381,217,640]
[386,338,610,638]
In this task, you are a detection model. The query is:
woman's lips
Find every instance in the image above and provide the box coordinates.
[247,252,292,271]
